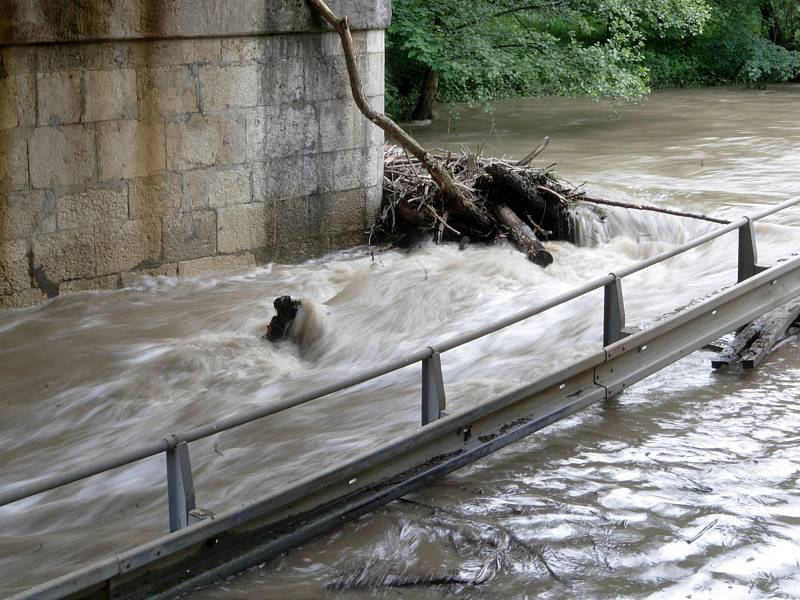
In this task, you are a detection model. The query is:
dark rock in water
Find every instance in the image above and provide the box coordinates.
[264,296,301,342]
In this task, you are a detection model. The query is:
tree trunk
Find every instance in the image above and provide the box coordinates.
[411,68,439,121]
[494,204,553,267]
[712,299,800,369]
[485,162,572,240]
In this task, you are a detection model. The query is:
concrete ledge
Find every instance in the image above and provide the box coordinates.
[0,0,392,46]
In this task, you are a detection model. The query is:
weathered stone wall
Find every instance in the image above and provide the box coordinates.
[0,0,388,310]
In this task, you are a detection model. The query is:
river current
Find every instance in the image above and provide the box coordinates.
[1,86,800,598]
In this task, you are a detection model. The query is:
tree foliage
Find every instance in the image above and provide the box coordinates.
[646,0,800,88]
[386,0,799,118]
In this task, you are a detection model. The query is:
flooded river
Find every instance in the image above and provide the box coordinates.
[2,86,800,598]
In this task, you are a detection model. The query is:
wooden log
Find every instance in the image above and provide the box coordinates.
[485,163,572,240]
[712,299,800,368]
[495,204,553,267]
[738,300,800,368]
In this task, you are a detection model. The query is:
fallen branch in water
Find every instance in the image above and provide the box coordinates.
[576,195,730,225]
[306,0,490,230]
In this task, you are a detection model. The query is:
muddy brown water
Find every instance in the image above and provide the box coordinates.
[2,86,800,598]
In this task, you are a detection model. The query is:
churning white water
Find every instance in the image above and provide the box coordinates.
[2,86,800,599]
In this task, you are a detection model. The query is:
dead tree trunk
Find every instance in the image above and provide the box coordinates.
[495,204,553,267]
[485,162,572,240]
[713,299,800,369]
[305,0,491,231]
[411,68,439,121]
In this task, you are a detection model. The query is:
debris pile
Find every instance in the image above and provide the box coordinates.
[372,139,577,266]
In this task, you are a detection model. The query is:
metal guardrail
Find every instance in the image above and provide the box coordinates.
[0,196,800,520]
[1,196,799,529]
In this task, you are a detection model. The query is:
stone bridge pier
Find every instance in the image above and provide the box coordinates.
[0,0,389,309]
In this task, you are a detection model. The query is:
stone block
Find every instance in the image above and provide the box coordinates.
[120,262,178,287]
[95,218,162,275]
[126,39,221,67]
[330,230,367,249]
[260,58,305,105]
[0,129,29,191]
[181,169,210,211]
[318,149,372,194]
[275,196,309,243]
[32,228,95,282]
[366,146,381,187]
[37,71,82,126]
[166,114,246,171]
[138,66,197,118]
[318,97,369,153]
[60,274,121,294]
[182,39,222,64]
[273,238,330,263]
[211,166,252,208]
[367,95,386,148]
[363,53,385,97]
[221,38,268,64]
[0,74,36,129]
[367,94,386,117]
[0,190,56,240]
[0,46,35,75]
[306,55,353,101]
[182,166,251,210]
[253,155,317,202]
[310,189,365,235]
[29,125,95,189]
[84,69,138,122]
[164,210,217,261]
[200,65,259,110]
[318,32,354,57]
[0,238,30,294]
[57,186,128,230]
[217,202,273,253]
[32,44,91,73]
[129,174,182,218]
[97,119,166,180]
[365,185,383,227]
[270,34,313,59]
[178,253,256,278]
[246,104,317,161]
[366,30,384,54]
[0,288,46,310]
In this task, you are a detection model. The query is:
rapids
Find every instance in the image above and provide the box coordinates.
[2,85,800,598]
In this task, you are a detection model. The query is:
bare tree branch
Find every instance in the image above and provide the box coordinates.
[305,0,492,229]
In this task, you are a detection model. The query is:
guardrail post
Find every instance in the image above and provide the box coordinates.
[603,277,626,346]
[738,219,758,282]
[422,352,446,426]
[166,438,196,532]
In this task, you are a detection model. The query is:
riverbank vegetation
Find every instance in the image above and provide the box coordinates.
[387,0,800,119]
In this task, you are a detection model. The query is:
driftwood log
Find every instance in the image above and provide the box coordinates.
[494,204,553,266]
[712,299,800,369]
